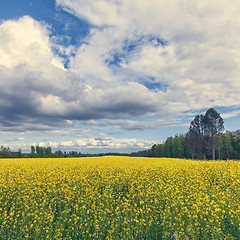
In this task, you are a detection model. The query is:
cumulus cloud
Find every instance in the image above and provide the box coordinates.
[57,0,240,115]
[21,137,156,153]
[1,0,240,148]
[0,16,165,132]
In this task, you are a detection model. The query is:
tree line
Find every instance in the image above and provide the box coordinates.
[0,146,86,158]
[131,130,240,160]
[131,108,240,160]
[0,145,128,158]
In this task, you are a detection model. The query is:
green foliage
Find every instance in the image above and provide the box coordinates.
[132,108,240,160]
[186,114,206,159]
[0,146,12,158]
[186,108,224,160]
[132,134,191,159]
[29,147,86,158]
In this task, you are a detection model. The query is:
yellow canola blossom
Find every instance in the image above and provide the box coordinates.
[0,157,239,239]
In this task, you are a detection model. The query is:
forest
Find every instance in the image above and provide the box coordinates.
[132,108,240,160]
[131,130,240,160]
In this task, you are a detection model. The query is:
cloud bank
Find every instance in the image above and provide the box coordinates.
[2,137,156,153]
[0,16,165,132]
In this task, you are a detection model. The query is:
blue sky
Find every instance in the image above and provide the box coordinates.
[1,0,240,153]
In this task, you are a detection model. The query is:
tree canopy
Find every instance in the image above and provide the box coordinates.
[186,108,224,160]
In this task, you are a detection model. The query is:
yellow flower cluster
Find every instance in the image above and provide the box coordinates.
[0,157,239,239]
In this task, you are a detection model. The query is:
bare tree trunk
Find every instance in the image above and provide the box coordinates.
[212,140,215,160]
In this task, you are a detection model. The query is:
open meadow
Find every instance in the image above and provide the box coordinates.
[0,156,239,239]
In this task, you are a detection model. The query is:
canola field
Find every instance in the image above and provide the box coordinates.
[0,157,239,239]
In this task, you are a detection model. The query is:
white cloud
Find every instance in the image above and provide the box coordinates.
[221,110,240,119]
[56,0,127,27]
[0,15,166,132]
[1,0,240,138]
[0,16,64,69]
[7,137,155,153]
[56,0,240,117]
[60,141,75,147]
[42,137,156,150]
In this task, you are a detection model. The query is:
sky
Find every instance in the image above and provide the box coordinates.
[1,0,240,154]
